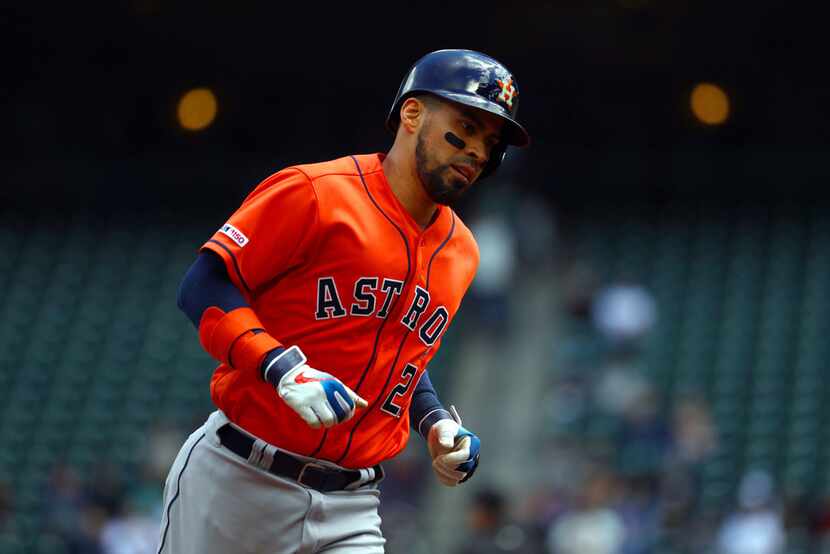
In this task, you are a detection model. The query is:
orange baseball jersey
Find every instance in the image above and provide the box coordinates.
[201,153,479,469]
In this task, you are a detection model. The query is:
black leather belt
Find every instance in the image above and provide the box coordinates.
[217,424,383,492]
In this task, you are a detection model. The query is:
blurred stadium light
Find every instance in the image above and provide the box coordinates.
[690,82,730,125]
[176,87,218,131]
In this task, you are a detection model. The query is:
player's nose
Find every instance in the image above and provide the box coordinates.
[464,140,488,168]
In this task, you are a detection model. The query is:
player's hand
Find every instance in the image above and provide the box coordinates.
[427,419,480,486]
[277,364,368,429]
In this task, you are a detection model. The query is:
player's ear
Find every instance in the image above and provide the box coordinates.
[398,97,425,134]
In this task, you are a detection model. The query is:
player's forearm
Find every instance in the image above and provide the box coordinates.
[410,371,452,438]
[177,251,284,376]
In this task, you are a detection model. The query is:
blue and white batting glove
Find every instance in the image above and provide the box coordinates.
[427,419,481,486]
[264,346,368,429]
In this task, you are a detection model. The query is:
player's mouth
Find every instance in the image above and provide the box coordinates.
[450,164,475,184]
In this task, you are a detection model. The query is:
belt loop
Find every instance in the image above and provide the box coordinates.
[247,438,271,470]
[344,466,375,490]
[259,442,277,471]
[206,410,230,446]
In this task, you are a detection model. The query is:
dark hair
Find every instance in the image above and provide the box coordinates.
[413,93,441,110]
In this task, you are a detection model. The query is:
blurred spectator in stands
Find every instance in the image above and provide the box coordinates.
[660,461,708,548]
[716,469,785,554]
[136,423,187,520]
[656,393,718,548]
[379,443,428,509]
[543,372,591,438]
[552,259,603,380]
[98,493,159,554]
[520,480,571,550]
[617,474,660,554]
[455,488,533,554]
[96,423,188,552]
[616,382,671,478]
[591,282,656,355]
[468,213,517,337]
[779,487,811,540]
[516,437,601,548]
[561,260,600,319]
[0,480,11,532]
[379,445,432,554]
[546,469,625,554]
[670,394,718,466]
[808,494,830,549]
[145,424,187,485]
[86,462,125,521]
[513,192,557,272]
[594,358,651,421]
[42,463,103,554]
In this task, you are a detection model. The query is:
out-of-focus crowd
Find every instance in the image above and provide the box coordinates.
[0,425,185,553]
[4,187,830,554]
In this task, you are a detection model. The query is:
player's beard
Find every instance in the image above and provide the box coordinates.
[415,128,470,206]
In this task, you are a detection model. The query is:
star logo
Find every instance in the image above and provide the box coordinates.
[496,78,516,108]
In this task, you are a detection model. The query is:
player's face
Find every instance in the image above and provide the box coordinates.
[415,101,504,206]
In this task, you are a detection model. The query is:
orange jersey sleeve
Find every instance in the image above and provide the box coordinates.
[201,168,320,297]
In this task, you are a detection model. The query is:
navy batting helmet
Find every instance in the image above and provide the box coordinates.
[386,49,530,179]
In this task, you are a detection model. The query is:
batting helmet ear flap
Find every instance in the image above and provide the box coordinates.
[481,143,508,180]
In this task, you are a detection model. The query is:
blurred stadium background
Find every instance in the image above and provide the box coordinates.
[2,2,828,553]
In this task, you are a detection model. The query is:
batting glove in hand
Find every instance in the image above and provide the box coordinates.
[266,346,368,429]
[427,419,481,486]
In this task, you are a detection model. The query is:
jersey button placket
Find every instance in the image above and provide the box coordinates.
[417,236,427,272]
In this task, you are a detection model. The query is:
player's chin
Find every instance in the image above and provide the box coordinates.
[422,169,469,205]
[445,167,476,192]
[432,189,464,206]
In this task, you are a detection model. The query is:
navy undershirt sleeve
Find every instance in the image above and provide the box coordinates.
[409,371,451,438]
[177,251,249,327]
[177,251,285,378]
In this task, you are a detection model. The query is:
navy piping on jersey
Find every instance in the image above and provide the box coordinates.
[307,156,412,458]
[157,433,206,554]
[426,213,456,290]
[205,239,251,294]
[335,192,456,464]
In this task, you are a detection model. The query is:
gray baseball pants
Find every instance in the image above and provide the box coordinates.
[157,410,386,554]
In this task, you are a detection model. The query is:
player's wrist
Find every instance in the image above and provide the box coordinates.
[419,408,453,438]
[261,345,306,387]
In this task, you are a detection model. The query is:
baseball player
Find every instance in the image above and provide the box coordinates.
[158,49,529,554]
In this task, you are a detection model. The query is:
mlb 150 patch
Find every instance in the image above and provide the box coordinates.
[220,223,249,247]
